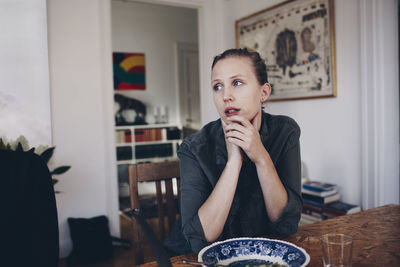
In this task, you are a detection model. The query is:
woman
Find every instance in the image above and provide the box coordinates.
[178,48,302,253]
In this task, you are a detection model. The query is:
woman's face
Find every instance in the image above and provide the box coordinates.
[211,56,270,129]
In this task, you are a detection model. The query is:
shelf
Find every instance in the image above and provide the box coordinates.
[117,156,179,165]
[116,140,180,147]
[115,123,181,130]
[136,140,180,146]
[115,124,182,164]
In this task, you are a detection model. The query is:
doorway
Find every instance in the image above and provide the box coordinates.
[177,42,201,132]
[111,1,201,262]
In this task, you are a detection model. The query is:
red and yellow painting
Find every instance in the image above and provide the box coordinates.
[113,52,146,90]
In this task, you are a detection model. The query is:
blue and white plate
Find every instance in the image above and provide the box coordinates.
[198,237,310,267]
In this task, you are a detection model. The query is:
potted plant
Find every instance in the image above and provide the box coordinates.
[0,135,70,192]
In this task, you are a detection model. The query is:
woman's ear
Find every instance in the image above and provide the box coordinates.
[261,83,272,102]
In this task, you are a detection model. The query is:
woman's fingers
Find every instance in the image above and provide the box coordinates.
[222,119,243,162]
[223,115,264,161]
[227,115,253,128]
[226,133,246,144]
[224,114,266,162]
[225,115,255,139]
[224,123,247,136]
[226,136,244,148]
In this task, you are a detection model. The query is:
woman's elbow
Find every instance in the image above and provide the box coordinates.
[204,231,220,243]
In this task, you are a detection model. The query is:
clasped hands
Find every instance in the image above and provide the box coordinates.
[221,112,267,165]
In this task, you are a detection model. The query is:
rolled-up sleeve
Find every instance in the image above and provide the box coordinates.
[178,141,212,253]
[265,127,302,236]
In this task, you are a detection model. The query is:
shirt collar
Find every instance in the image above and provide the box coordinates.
[259,111,269,143]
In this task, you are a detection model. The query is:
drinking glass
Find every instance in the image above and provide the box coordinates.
[320,233,353,267]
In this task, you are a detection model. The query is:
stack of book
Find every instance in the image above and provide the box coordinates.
[116,129,132,143]
[300,181,361,225]
[135,143,173,159]
[134,128,164,142]
[116,146,133,161]
[134,127,182,142]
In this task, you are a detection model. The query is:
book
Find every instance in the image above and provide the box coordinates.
[302,192,340,206]
[116,130,125,143]
[303,181,338,192]
[124,130,132,142]
[325,201,361,215]
[302,187,338,197]
[134,129,145,142]
[300,213,323,223]
[166,127,181,140]
[302,204,324,218]
[299,215,319,226]
[302,203,343,219]
[303,202,323,213]
[135,143,173,159]
[116,146,132,161]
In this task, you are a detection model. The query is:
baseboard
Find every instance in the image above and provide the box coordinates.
[59,238,72,259]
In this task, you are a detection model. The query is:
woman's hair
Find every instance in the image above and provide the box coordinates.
[211,48,268,85]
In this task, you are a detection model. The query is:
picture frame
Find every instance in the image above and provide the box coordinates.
[235,0,336,101]
[113,52,146,90]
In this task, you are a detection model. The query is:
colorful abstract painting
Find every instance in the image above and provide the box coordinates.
[113,52,146,90]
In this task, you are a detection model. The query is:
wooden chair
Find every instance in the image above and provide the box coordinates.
[128,160,180,265]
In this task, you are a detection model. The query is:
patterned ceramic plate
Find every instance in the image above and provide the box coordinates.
[198,237,310,267]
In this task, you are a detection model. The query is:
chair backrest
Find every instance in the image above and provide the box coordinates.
[128,160,180,264]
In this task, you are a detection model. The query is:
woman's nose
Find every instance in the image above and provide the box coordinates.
[223,87,234,102]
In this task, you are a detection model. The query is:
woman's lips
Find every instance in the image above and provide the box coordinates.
[225,107,240,117]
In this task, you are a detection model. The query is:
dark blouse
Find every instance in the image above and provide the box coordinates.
[178,112,303,253]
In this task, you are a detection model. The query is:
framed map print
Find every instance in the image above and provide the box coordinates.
[236,0,336,101]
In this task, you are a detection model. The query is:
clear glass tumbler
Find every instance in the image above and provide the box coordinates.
[320,233,353,267]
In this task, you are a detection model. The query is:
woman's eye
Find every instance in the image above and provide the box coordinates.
[233,80,243,87]
[213,84,222,91]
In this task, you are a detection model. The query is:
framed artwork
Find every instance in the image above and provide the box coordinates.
[236,0,336,101]
[113,52,146,90]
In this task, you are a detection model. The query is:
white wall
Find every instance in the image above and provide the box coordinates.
[47,0,118,257]
[269,0,362,206]
[0,0,51,147]
[111,1,198,125]
[211,0,399,206]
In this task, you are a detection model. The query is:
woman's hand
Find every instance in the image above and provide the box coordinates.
[224,112,288,221]
[221,119,242,163]
[198,119,244,242]
[223,112,268,165]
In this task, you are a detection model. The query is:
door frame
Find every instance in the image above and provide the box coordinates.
[103,0,223,237]
[176,42,200,129]
[359,0,399,208]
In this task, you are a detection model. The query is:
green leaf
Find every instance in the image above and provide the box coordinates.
[0,138,6,150]
[51,165,71,175]
[16,142,24,152]
[52,178,59,185]
[40,147,55,164]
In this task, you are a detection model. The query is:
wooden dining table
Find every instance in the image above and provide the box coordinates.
[137,204,400,266]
